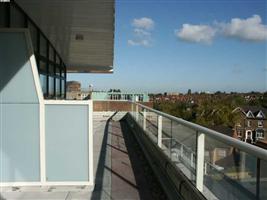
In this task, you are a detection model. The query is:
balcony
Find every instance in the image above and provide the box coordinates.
[1,100,267,200]
[1,1,267,200]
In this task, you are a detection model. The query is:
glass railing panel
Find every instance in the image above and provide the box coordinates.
[161,116,172,157]
[137,106,144,128]
[45,103,90,182]
[145,111,158,144]
[129,102,267,200]
[171,121,197,182]
[204,135,260,200]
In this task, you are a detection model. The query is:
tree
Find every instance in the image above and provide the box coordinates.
[187,89,192,95]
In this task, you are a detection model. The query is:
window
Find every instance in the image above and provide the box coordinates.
[39,61,46,72]
[256,131,264,139]
[56,55,60,64]
[0,4,6,27]
[40,35,47,56]
[49,46,54,62]
[217,149,226,157]
[48,77,54,97]
[49,64,54,75]
[247,120,251,127]
[56,67,60,76]
[56,78,60,97]
[40,74,47,95]
[10,6,24,27]
[61,80,65,98]
[246,131,252,139]
[29,22,38,52]
[237,130,242,137]
[258,121,263,127]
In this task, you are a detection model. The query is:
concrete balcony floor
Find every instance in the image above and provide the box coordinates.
[0,113,167,200]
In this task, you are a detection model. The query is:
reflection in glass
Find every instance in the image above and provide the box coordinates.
[40,74,47,95]
[56,79,60,97]
[49,77,54,97]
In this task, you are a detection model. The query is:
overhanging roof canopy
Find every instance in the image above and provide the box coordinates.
[15,0,114,73]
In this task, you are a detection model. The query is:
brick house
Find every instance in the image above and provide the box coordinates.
[233,106,267,149]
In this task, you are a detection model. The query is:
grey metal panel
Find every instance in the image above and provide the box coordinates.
[0,32,38,103]
[45,104,89,181]
[15,0,115,73]
[0,104,40,182]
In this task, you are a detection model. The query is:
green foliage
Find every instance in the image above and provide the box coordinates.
[154,94,252,127]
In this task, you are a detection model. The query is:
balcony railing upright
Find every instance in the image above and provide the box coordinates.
[129,101,267,200]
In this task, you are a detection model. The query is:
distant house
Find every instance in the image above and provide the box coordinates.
[232,106,267,149]
[66,81,82,100]
[91,91,149,102]
[206,125,234,166]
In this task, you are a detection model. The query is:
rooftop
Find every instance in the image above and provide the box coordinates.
[1,113,166,200]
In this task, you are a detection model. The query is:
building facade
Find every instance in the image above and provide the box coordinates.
[0,0,114,187]
[91,91,150,102]
[66,81,82,100]
[233,106,267,148]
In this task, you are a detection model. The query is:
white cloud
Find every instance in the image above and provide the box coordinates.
[128,17,155,47]
[134,28,151,37]
[132,17,155,30]
[175,24,216,44]
[128,39,150,47]
[220,15,267,41]
[175,15,267,45]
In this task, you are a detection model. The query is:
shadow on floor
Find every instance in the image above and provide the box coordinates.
[91,113,167,200]
[119,119,167,200]
[90,112,117,200]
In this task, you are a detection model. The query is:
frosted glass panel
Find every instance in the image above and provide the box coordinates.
[45,104,89,181]
[0,32,38,103]
[0,104,40,182]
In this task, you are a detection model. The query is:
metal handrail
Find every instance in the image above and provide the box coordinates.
[132,101,267,161]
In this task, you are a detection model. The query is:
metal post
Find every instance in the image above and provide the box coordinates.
[135,104,139,121]
[170,120,173,158]
[158,115,162,148]
[143,109,146,131]
[196,131,205,192]
[131,102,134,116]
[191,152,194,168]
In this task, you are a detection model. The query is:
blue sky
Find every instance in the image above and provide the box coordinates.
[69,0,267,93]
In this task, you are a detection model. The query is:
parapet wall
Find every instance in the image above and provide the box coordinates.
[93,101,153,112]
